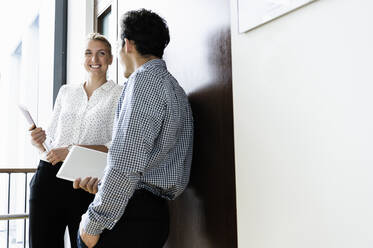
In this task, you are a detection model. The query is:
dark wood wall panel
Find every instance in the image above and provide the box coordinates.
[117,1,236,247]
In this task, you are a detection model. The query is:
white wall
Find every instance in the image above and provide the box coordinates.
[66,0,94,85]
[231,0,373,247]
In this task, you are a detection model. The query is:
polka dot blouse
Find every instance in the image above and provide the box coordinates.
[45,80,123,149]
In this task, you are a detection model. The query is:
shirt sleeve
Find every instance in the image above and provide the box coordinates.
[82,72,166,235]
[45,85,65,143]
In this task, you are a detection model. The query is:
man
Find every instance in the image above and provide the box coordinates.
[75,9,194,248]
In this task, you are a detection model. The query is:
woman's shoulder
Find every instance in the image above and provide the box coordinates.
[106,80,123,95]
[107,80,123,89]
[55,83,84,101]
[59,83,83,93]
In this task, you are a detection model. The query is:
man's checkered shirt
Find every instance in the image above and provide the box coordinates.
[82,59,194,235]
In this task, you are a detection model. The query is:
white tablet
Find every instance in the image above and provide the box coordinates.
[18,104,52,151]
[56,146,108,181]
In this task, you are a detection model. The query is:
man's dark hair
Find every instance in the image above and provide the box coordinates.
[120,9,170,58]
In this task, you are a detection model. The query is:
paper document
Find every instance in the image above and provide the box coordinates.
[56,146,107,181]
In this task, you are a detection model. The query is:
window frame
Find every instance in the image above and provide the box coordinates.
[53,0,68,105]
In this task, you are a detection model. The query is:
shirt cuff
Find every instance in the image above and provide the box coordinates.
[39,151,49,162]
[81,212,105,235]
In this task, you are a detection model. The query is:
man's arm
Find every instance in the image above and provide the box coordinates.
[81,72,165,235]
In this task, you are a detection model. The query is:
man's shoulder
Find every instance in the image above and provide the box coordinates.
[136,65,166,79]
[133,67,168,90]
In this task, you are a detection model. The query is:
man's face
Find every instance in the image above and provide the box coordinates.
[118,41,134,78]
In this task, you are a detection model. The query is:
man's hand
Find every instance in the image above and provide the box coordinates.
[73,177,99,194]
[46,147,69,165]
[79,223,100,248]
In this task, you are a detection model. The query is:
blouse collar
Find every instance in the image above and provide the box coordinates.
[80,80,115,93]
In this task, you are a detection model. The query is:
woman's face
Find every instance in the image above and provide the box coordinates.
[84,40,112,77]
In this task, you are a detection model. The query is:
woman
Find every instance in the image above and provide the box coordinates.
[28,33,122,248]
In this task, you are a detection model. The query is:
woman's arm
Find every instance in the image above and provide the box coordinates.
[47,144,108,165]
[77,145,108,153]
[45,85,66,147]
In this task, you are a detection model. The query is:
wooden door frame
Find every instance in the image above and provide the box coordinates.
[94,0,119,84]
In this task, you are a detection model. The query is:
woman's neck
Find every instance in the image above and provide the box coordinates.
[84,75,107,99]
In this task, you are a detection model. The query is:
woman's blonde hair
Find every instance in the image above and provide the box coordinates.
[87,33,112,56]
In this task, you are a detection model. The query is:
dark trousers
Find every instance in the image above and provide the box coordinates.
[29,160,94,248]
[77,189,169,248]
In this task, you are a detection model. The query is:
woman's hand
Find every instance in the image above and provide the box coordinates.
[73,177,100,194]
[29,125,46,151]
[46,147,69,165]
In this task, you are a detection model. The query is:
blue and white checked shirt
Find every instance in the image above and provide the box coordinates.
[82,59,194,235]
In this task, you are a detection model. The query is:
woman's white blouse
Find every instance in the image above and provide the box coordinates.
[45,80,123,150]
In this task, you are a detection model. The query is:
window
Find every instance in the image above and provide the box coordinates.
[98,6,112,37]
[0,0,60,247]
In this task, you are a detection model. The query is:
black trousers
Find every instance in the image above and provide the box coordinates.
[77,189,170,248]
[29,160,94,248]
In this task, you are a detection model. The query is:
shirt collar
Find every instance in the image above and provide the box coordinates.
[126,59,166,84]
[139,58,166,71]
[80,80,115,93]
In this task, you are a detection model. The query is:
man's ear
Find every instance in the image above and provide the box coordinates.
[124,38,135,53]
[124,38,131,53]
